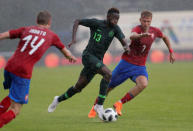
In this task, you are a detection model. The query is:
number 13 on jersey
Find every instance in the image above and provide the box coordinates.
[93,32,102,42]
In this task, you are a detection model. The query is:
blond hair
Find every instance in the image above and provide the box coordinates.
[141,10,152,18]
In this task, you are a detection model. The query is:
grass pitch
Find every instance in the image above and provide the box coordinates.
[0,62,193,131]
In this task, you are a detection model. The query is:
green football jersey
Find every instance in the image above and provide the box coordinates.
[79,18,125,59]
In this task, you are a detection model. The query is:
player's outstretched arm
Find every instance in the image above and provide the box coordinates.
[68,19,80,48]
[162,34,175,64]
[60,48,77,63]
[0,31,10,40]
[130,32,151,41]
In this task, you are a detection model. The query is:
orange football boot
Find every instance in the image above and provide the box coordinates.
[113,101,122,116]
[88,105,96,118]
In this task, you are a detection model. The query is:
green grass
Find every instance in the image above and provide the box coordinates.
[0,62,193,131]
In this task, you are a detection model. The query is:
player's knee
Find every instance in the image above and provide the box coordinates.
[139,83,148,90]
[10,107,21,116]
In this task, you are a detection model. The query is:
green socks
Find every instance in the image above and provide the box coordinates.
[97,79,108,105]
[58,86,77,102]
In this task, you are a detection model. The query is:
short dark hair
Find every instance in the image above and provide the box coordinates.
[141,10,152,18]
[107,7,120,15]
[37,10,51,25]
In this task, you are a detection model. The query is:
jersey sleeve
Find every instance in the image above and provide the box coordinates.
[155,27,163,38]
[9,27,25,39]
[52,34,65,49]
[114,25,125,41]
[79,18,98,28]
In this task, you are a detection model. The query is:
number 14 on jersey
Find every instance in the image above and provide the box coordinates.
[21,35,45,55]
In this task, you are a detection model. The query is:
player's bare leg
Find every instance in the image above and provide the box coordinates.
[9,100,22,116]
[0,100,22,128]
[129,76,148,96]
[114,75,148,115]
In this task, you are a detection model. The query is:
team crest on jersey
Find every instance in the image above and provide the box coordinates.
[108,31,114,37]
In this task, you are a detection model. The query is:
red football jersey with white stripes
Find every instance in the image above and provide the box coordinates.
[5,26,65,79]
[122,25,163,66]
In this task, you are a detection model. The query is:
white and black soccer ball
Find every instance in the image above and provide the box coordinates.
[102,108,118,122]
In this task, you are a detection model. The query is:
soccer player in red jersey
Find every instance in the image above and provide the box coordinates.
[0,10,76,128]
[88,10,175,117]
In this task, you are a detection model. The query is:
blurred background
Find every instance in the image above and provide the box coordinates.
[0,0,193,68]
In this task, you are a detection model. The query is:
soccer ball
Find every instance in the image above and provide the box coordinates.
[102,108,118,122]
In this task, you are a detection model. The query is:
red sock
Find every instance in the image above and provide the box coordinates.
[0,110,16,128]
[94,98,98,105]
[0,96,11,115]
[120,92,134,104]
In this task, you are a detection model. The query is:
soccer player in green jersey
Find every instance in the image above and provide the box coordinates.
[48,7,129,120]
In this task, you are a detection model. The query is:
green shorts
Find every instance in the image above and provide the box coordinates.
[81,53,104,82]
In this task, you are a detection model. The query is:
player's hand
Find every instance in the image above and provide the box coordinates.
[68,56,77,63]
[140,33,151,38]
[68,40,76,48]
[169,52,175,64]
